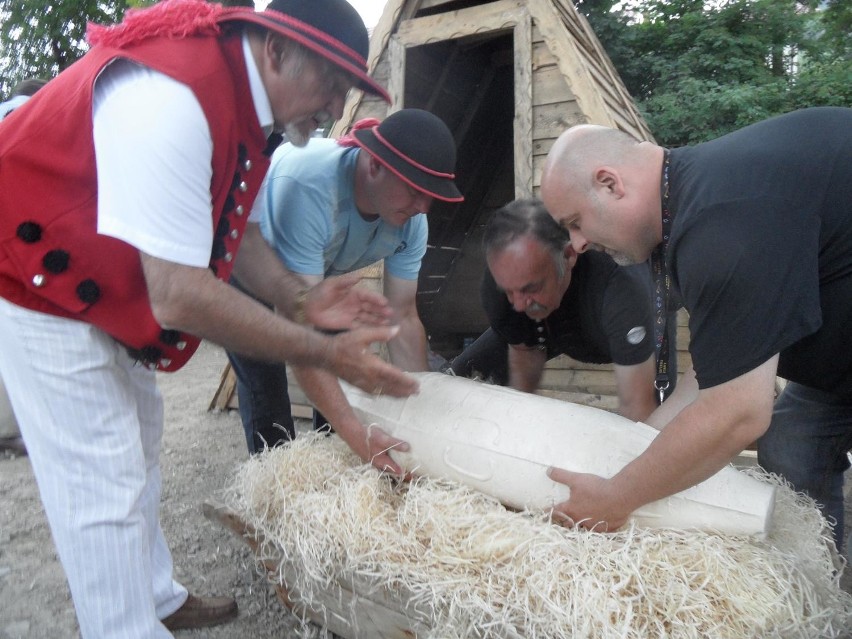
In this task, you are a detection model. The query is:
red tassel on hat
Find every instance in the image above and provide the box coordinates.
[87,0,223,49]
[337,118,381,148]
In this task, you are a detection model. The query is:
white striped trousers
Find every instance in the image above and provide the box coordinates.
[0,298,186,638]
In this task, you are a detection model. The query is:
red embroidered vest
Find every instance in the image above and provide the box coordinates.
[0,26,275,372]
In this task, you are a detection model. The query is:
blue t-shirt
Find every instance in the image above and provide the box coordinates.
[255,139,427,281]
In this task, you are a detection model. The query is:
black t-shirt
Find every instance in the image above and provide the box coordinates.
[667,107,852,397]
[481,251,655,365]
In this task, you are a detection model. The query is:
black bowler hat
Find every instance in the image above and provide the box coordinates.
[220,0,389,103]
[353,109,464,202]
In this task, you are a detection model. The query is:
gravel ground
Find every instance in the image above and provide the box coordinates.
[1,340,851,638]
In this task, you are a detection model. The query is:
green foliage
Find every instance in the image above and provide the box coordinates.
[1,0,847,143]
[579,0,851,146]
[0,0,253,98]
[0,0,159,98]
[789,58,852,111]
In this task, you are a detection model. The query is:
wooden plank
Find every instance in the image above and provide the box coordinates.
[533,64,576,106]
[351,98,389,125]
[369,0,410,70]
[531,33,558,69]
[535,388,619,413]
[553,0,653,140]
[532,135,557,157]
[527,0,615,128]
[396,0,526,47]
[387,35,405,115]
[330,0,408,138]
[513,10,534,199]
[532,101,589,140]
[544,355,612,372]
[203,503,434,639]
[416,0,458,10]
[539,368,620,391]
[208,362,237,412]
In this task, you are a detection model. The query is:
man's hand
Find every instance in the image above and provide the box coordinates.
[305,272,393,330]
[326,326,419,397]
[344,423,411,475]
[547,467,631,532]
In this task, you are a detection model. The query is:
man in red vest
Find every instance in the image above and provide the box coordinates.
[0,0,417,635]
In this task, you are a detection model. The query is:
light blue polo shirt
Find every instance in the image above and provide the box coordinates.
[255,139,427,280]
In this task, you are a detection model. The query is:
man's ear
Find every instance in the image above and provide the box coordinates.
[265,33,286,73]
[368,155,382,178]
[594,166,625,199]
[563,243,579,270]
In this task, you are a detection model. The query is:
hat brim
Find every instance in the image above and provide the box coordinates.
[353,128,464,203]
[219,8,390,103]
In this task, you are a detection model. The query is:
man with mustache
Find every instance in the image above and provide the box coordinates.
[452,198,660,422]
[228,109,463,473]
[0,0,417,635]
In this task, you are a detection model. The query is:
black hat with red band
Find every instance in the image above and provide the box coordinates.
[220,0,390,103]
[350,109,464,203]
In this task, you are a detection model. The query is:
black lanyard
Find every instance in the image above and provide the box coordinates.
[651,149,672,404]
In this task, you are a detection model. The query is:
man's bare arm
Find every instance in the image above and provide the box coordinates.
[508,344,547,392]
[644,367,699,430]
[549,355,779,530]
[232,223,393,329]
[383,275,428,371]
[140,253,417,396]
[612,355,657,422]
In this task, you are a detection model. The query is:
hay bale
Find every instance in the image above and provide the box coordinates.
[221,433,852,638]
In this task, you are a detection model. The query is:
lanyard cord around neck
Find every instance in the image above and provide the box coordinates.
[651,149,672,404]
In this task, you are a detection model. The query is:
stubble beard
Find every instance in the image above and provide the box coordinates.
[284,109,332,149]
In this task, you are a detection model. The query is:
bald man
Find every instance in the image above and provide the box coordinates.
[540,107,852,547]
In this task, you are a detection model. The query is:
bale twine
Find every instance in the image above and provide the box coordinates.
[221,433,852,638]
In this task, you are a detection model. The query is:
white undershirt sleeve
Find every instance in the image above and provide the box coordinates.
[93,59,215,267]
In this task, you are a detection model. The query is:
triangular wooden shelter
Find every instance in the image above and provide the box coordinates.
[211,0,690,414]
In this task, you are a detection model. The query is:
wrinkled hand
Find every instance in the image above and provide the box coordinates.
[327,326,419,397]
[547,467,630,533]
[346,423,411,476]
[305,273,393,330]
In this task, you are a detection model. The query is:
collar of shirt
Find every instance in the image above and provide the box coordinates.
[242,31,274,137]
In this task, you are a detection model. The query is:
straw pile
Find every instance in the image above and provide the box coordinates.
[222,433,852,638]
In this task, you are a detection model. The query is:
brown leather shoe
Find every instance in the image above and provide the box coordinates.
[162,593,238,631]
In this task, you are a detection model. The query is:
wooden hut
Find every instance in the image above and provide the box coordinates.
[211,0,691,415]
